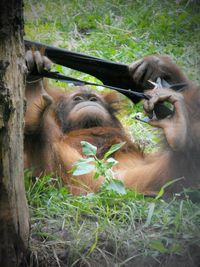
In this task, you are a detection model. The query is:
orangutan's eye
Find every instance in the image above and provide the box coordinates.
[73,95,84,101]
[89,96,98,102]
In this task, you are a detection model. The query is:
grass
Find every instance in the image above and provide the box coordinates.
[24,1,200,266]
[24,0,200,81]
[26,173,200,266]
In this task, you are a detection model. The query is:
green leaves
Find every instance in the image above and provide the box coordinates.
[150,240,168,253]
[71,158,95,176]
[104,142,126,159]
[81,141,97,156]
[70,141,126,195]
[104,179,126,195]
[150,239,182,254]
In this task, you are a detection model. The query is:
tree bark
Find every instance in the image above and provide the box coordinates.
[0,1,29,266]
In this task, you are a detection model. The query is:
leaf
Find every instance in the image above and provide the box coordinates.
[104,142,126,159]
[96,162,107,176]
[106,157,118,164]
[76,157,94,164]
[105,157,118,168]
[88,241,97,254]
[93,172,100,180]
[145,202,155,226]
[81,141,97,156]
[104,179,126,195]
[68,158,94,174]
[72,162,95,176]
[155,177,184,200]
[149,240,168,253]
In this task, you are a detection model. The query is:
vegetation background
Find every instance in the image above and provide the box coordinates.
[24,1,200,266]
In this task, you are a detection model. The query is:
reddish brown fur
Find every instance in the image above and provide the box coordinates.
[24,54,200,195]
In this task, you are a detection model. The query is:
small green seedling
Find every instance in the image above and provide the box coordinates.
[70,141,126,194]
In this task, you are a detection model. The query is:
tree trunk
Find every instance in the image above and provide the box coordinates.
[0,1,29,266]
